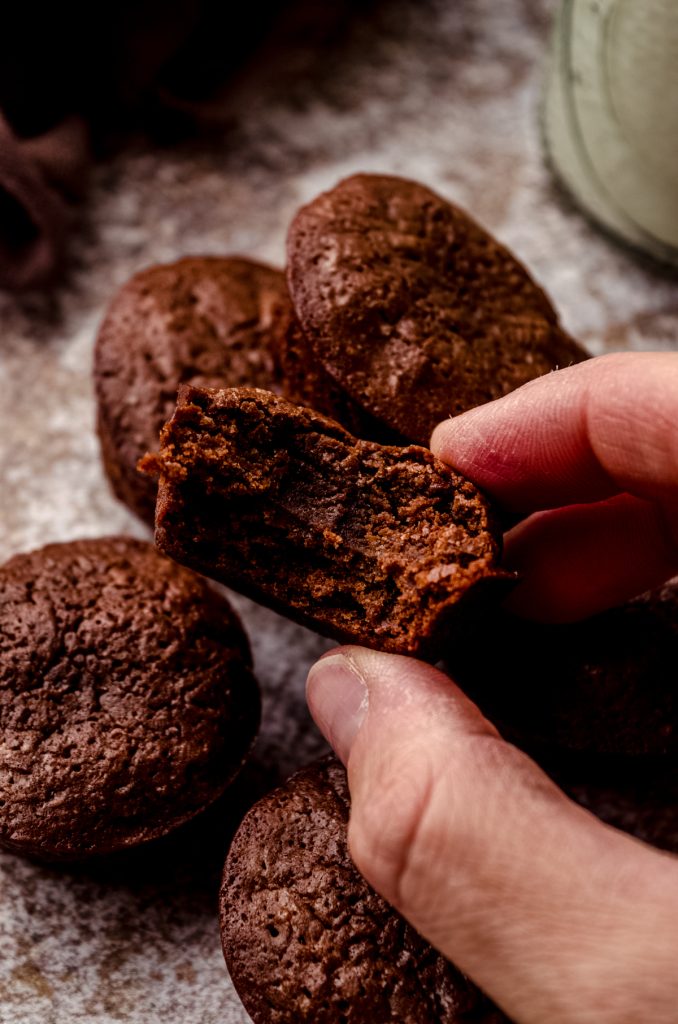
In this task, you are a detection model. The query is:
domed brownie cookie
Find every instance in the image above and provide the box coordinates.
[144,385,509,659]
[286,174,588,446]
[445,581,678,765]
[0,537,259,860]
[220,756,508,1024]
[95,256,295,524]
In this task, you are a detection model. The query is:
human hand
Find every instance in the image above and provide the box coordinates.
[431,350,678,622]
[306,353,678,1024]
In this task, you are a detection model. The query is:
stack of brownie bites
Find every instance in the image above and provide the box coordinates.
[3,173,678,1022]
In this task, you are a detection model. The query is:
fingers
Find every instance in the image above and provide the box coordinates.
[307,648,678,1024]
[430,352,678,514]
[503,493,678,620]
[431,352,678,618]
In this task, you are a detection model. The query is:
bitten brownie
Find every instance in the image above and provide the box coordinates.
[145,385,508,658]
[0,537,259,861]
[220,756,508,1024]
[286,173,588,446]
[445,582,678,765]
[95,256,294,524]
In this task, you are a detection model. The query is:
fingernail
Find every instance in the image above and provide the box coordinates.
[430,413,477,462]
[429,418,453,456]
[306,653,368,764]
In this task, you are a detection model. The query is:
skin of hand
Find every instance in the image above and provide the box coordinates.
[306,352,678,1024]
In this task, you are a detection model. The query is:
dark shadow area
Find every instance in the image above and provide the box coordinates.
[0,190,40,260]
[559,766,678,856]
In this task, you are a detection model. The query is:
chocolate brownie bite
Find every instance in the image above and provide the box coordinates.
[220,756,508,1024]
[286,173,588,446]
[95,256,295,524]
[0,537,259,861]
[145,385,509,659]
[445,582,678,766]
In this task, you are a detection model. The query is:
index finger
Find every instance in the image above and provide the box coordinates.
[430,352,678,514]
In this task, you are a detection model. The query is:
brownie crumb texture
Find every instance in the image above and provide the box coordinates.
[220,756,508,1024]
[0,536,260,860]
[286,173,588,446]
[147,385,509,658]
[95,256,295,523]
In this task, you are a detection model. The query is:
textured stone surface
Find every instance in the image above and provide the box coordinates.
[0,0,677,1020]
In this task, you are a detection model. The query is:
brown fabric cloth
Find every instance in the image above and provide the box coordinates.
[0,115,89,290]
[0,0,201,291]
[0,0,372,291]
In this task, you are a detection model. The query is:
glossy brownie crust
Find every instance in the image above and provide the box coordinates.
[286,173,588,446]
[0,536,259,860]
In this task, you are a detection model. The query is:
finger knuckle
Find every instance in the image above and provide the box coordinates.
[348,751,437,915]
[348,734,556,932]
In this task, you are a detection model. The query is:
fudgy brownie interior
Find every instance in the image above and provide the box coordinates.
[144,385,508,658]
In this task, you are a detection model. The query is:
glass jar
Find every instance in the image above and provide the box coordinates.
[543,0,678,267]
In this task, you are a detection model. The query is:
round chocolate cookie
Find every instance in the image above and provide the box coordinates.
[0,537,259,860]
[286,174,588,446]
[220,757,507,1024]
[95,256,295,523]
[445,581,678,766]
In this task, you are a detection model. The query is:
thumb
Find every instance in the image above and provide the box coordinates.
[306,647,678,1024]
